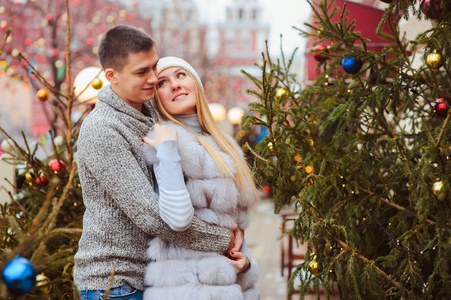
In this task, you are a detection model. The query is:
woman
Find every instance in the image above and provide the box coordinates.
[142,57,259,299]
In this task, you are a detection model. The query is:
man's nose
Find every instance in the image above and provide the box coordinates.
[147,69,158,83]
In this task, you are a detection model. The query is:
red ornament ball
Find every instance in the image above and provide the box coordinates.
[36,175,48,186]
[262,186,271,194]
[434,98,450,118]
[421,0,443,20]
[48,159,66,172]
[313,45,329,62]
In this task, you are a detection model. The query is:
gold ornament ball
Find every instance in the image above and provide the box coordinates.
[432,180,446,201]
[267,142,274,152]
[91,77,103,90]
[275,87,289,100]
[426,50,444,69]
[305,165,314,175]
[308,256,323,275]
[35,273,51,294]
[36,88,49,102]
[25,172,34,182]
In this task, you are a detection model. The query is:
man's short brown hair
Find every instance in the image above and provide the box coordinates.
[97,25,155,72]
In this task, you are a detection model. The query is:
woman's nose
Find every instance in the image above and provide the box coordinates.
[171,80,181,90]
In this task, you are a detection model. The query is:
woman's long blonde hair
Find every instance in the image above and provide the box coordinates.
[154,73,259,205]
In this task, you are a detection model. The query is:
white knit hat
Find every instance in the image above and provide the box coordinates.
[157,57,203,90]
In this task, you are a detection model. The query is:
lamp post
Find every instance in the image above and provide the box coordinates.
[73,66,109,105]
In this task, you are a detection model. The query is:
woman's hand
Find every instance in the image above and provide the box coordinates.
[142,123,177,148]
[221,251,250,274]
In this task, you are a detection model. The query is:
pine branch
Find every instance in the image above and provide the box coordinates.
[334,238,402,290]
[359,186,437,226]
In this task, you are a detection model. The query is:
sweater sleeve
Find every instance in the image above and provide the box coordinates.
[78,124,230,252]
[154,141,194,231]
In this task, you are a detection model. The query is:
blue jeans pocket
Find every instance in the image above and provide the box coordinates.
[78,285,142,300]
[100,285,142,300]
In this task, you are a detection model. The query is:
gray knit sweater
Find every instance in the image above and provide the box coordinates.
[74,86,230,291]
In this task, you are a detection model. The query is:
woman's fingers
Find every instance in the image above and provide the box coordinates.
[142,124,177,148]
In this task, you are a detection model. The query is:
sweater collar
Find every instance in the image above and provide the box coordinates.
[96,86,157,124]
[175,114,203,134]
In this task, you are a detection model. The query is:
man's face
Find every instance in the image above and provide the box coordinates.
[107,48,159,111]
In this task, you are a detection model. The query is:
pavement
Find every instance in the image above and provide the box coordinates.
[246,194,337,300]
[246,194,290,300]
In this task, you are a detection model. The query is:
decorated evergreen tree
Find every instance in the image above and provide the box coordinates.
[243,0,450,298]
[0,1,89,298]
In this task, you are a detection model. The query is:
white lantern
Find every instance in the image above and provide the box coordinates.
[208,103,227,122]
[73,67,109,104]
[227,107,245,125]
[1,139,14,153]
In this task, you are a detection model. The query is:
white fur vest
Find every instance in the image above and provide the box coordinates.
[142,121,259,300]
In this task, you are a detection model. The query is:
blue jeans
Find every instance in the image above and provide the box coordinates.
[78,285,143,300]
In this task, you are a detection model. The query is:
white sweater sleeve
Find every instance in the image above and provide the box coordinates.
[154,140,194,231]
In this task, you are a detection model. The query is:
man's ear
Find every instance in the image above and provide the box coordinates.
[104,68,117,84]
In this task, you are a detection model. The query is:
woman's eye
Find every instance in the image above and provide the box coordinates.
[177,72,186,79]
[157,81,166,88]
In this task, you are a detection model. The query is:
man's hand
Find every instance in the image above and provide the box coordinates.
[229,227,244,252]
[142,124,177,148]
[228,229,235,250]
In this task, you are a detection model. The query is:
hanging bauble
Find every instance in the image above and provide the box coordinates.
[426,50,444,69]
[35,273,51,294]
[305,165,314,175]
[421,0,443,20]
[48,159,66,172]
[432,180,446,200]
[313,45,329,62]
[342,57,363,74]
[275,87,289,100]
[36,172,48,186]
[36,89,49,102]
[91,77,103,90]
[434,98,450,118]
[308,255,323,275]
[25,172,34,183]
[267,142,274,152]
[1,255,37,295]
[262,186,271,194]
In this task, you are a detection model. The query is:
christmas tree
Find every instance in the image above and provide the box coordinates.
[0,2,85,297]
[0,0,150,298]
[243,0,450,299]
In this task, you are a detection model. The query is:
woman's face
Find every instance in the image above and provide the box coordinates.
[156,67,197,115]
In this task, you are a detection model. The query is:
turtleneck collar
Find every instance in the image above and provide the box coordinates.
[175,114,203,134]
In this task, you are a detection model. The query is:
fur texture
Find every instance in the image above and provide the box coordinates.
[143,121,259,299]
